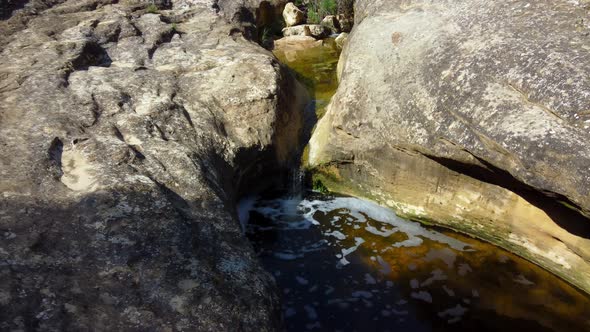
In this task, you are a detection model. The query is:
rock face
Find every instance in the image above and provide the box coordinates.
[282,24,330,39]
[310,0,590,294]
[0,0,308,330]
[282,2,304,27]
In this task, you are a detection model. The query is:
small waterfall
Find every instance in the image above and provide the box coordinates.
[289,166,305,199]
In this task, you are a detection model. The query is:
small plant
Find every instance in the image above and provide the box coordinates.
[312,178,329,193]
[257,19,284,48]
[146,4,159,14]
[261,26,273,47]
[307,7,321,24]
[171,23,177,32]
[319,0,337,16]
[305,0,338,24]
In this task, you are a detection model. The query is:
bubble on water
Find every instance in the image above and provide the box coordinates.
[338,256,350,267]
[325,230,346,240]
[296,276,309,285]
[411,291,433,303]
[438,304,468,324]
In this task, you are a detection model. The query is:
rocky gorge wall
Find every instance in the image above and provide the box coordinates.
[310,0,590,294]
[0,0,309,330]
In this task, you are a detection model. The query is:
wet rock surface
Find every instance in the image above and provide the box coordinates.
[310,0,590,294]
[0,0,307,330]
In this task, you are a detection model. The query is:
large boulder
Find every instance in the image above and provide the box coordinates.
[0,0,308,330]
[282,2,305,27]
[310,0,590,294]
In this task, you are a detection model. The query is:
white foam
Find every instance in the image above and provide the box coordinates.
[241,195,471,271]
[411,291,433,303]
[301,197,470,251]
[438,304,468,324]
[325,230,346,240]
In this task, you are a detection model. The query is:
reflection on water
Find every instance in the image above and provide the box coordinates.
[273,37,340,118]
[243,193,590,332]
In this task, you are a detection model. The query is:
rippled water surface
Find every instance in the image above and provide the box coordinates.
[243,193,590,332]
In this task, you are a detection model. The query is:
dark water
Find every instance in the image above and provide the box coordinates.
[242,193,590,332]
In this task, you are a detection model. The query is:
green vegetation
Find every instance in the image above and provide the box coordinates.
[320,0,338,16]
[258,19,285,48]
[312,177,329,193]
[306,0,337,24]
[146,4,159,14]
[261,26,274,47]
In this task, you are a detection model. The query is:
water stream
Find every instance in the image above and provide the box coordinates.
[242,193,590,331]
[240,36,590,331]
